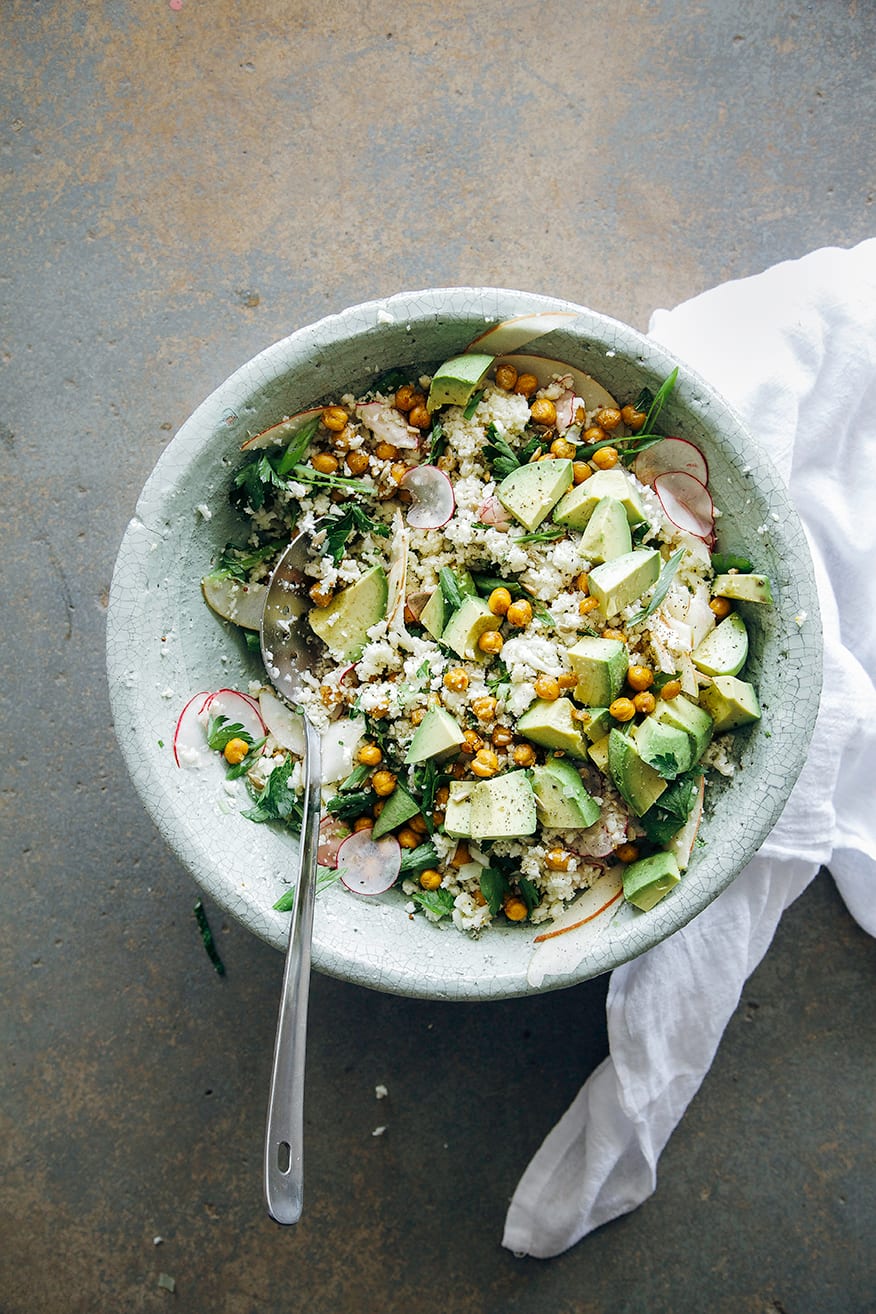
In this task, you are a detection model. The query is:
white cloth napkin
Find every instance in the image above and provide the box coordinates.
[503,239,876,1258]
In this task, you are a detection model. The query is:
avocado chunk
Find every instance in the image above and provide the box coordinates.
[307,564,388,662]
[371,782,421,839]
[426,352,494,412]
[691,611,749,676]
[441,595,502,661]
[553,467,649,530]
[419,587,446,640]
[469,770,537,841]
[588,732,611,774]
[444,780,474,838]
[633,715,694,779]
[588,549,661,618]
[531,757,601,829]
[496,458,574,531]
[623,851,681,911]
[578,496,633,564]
[699,675,761,732]
[711,573,773,605]
[608,727,668,816]
[652,695,713,760]
[405,707,465,764]
[577,706,612,742]
[517,696,589,758]
[568,636,628,707]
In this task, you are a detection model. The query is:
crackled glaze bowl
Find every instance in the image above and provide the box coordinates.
[107,289,822,1000]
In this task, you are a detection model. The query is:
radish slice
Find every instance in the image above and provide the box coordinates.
[240,407,323,452]
[337,828,402,895]
[318,816,352,869]
[202,689,267,741]
[554,388,585,433]
[493,354,620,413]
[633,437,709,488]
[356,401,420,449]
[258,688,306,755]
[201,573,267,630]
[321,717,366,783]
[466,312,578,355]
[399,465,455,530]
[173,691,214,767]
[477,493,512,527]
[527,867,624,988]
[654,470,715,541]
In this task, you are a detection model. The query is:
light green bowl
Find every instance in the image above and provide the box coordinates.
[107,289,822,1000]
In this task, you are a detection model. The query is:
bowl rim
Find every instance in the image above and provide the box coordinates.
[107,287,823,999]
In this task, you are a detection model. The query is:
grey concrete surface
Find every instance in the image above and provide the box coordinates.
[2,2,874,1312]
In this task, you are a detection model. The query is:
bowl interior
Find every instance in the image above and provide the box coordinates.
[107,288,822,999]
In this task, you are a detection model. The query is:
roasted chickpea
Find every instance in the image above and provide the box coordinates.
[514,372,539,398]
[419,869,442,890]
[371,769,397,797]
[309,582,334,608]
[461,729,484,755]
[311,451,339,475]
[594,407,622,432]
[410,706,426,725]
[601,627,626,642]
[551,437,576,459]
[353,816,374,832]
[443,667,469,693]
[494,363,519,391]
[504,897,529,922]
[408,404,431,430]
[487,586,512,616]
[471,695,497,722]
[710,596,733,619]
[627,665,655,692]
[609,697,637,723]
[505,599,533,628]
[591,445,619,470]
[530,398,557,426]
[478,629,504,655]
[452,842,471,867]
[491,725,514,747]
[558,672,578,690]
[615,842,641,863]
[512,743,536,767]
[394,384,417,411]
[583,425,607,444]
[397,827,420,849]
[579,596,600,616]
[357,743,383,766]
[389,462,409,484]
[345,449,371,476]
[374,441,398,461]
[545,848,572,871]
[576,571,590,594]
[321,405,348,432]
[621,404,646,432]
[660,679,682,700]
[534,675,560,701]
[223,737,250,766]
[470,747,500,778]
[633,691,656,715]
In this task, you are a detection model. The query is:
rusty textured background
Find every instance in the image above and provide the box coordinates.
[2,3,874,1312]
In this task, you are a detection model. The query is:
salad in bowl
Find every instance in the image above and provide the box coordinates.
[175,316,773,942]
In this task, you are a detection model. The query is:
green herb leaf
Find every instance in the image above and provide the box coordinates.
[647,751,682,780]
[241,755,302,826]
[479,867,509,916]
[338,762,372,793]
[438,566,464,612]
[711,551,753,573]
[224,736,267,780]
[462,389,483,419]
[643,367,678,434]
[514,525,565,545]
[326,787,377,820]
[399,841,440,875]
[288,463,376,495]
[518,875,541,914]
[483,424,522,480]
[194,899,226,976]
[206,714,253,752]
[275,415,320,477]
[273,865,342,910]
[639,769,702,846]
[410,886,455,919]
[428,419,447,462]
[316,504,390,567]
[626,548,685,626]
[216,539,284,582]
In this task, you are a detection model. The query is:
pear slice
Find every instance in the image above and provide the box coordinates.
[201,572,267,630]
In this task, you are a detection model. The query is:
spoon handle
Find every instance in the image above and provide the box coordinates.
[264,715,322,1224]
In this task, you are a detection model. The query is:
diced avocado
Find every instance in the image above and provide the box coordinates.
[443,780,474,838]
[405,707,465,764]
[419,587,446,640]
[652,695,714,761]
[608,727,668,817]
[553,467,649,529]
[496,458,574,531]
[577,706,612,743]
[517,697,589,758]
[578,496,632,564]
[711,573,773,605]
[469,770,538,841]
[623,851,681,911]
[441,595,502,661]
[307,564,388,662]
[588,733,611,774]
[531,757,601,829]
[568,636,628,707]
[371,782,420,839]
[699,675,762,732]
[588,549,661,619]
[427,352,493,412]
[632,715,694,778]
[691,611,749,676]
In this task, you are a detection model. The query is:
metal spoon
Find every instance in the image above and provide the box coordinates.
[260,532,323,1225]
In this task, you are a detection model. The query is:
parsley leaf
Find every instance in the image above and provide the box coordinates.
[410,886,455,919]
[206,714,252,752]
[216,540,284,581]
[648,751,682,780]
[316,504,390,567]
[399,841,440,875]
[479,867,509,916]
[241,755,302,826]
[639,769,702,846]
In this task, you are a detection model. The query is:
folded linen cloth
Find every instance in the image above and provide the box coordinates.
[503,239,876,1258]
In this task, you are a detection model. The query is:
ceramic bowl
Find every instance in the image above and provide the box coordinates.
[107,288,822,999]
